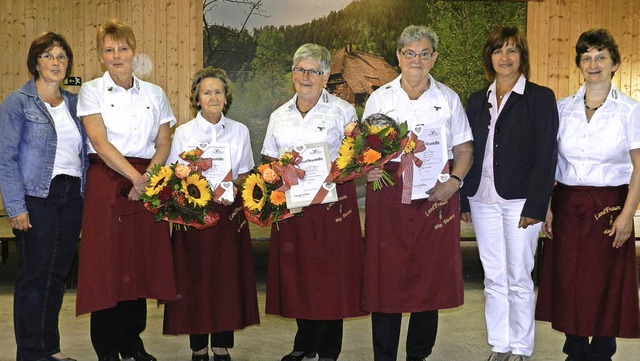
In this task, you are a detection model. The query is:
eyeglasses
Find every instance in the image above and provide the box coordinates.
[492,48,519,57]
[292,67,324,77]
[38,53,68,62]
[400,50,435,60]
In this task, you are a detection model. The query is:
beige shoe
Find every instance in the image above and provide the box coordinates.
[487,352,511,361]
[508,355,531,361]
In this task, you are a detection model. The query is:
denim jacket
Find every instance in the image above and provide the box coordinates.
[0,80,89,218]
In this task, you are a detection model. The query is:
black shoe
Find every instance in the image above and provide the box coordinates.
[98,355,120,361]
[121,350,157,361]
[47,357,78,361]
[213,351,231,361]
[192,352,209,361]
[407,358,427,361]
[281,351,317,361]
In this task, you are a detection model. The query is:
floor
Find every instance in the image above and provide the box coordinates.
[1,214,640,360]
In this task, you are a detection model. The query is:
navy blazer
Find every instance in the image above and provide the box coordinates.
[460,81,559,221]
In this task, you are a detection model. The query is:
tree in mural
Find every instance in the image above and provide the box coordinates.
[229,28,294,163]
[202,0,527,162]
[202,0,265,72]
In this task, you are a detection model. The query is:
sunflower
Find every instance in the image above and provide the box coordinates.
[362,149,382,164]
[242,173,267,212]
[279,152,294,165]
[181,174,211,207]
[270,190,286,206]
[404,139,416,153]
[145,166,173,196]
[339,137,355,157]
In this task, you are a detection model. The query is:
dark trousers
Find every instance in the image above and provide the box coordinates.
[372,311,438,361]
[563,334,616,361]
[90,298,147,358]
[292,319,343,360]
[13,176,82,361]
[190,331,235,351]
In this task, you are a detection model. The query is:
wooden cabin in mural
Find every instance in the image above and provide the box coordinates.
[328,45,398,107]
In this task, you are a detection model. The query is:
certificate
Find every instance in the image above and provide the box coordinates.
[282,143,338,209]
[185,143,234,203]
[410,125,449,200]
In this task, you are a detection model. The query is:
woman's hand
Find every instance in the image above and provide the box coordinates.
[127,172,149,200]
[460,212,471,224]
[608,213,634,248]
[366,168,383,182]
[426,179,458,202]
[542,207,553,239]
[518,216,541,229]
[10,213,32,231]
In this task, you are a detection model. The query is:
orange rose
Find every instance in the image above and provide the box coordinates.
[258,163,271,174]
[345,121,358,137]
[262,168,279,183]
[174,164,191,179]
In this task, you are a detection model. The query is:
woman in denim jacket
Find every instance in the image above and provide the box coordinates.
[0,32,88,361]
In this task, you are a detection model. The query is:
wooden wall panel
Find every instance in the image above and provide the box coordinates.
[528,0,640,100]
[0,0,203,125]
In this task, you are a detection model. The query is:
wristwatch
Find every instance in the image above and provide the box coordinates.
[450,174,464,188]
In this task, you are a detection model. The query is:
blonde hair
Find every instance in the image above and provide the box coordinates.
[97,19,137,52]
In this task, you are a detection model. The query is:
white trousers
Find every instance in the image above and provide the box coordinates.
[469,200,540,356]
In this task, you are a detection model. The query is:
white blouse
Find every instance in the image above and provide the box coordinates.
[168,112,254,180]
[261,89,356,161]
[556,84,640,187]
[77,71,176,158]
[363,74,472,160]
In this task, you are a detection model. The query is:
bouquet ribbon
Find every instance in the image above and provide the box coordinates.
[243,207,295,227]
[274,151,306,192]
[397,134,426,204]
[144,203,219,230]
[310,175,337,205]
[213,170,233,202]
[178,147,212,175]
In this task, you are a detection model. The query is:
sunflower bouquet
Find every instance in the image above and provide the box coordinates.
[241,151,303,227]
[330,113,409,190]
[141,148,219,230]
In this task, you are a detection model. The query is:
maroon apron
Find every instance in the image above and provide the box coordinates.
[76,155,176,315]
[361,162,464,313]
[265,182,367,319]
[163,198,260,334]
[536,183,640,338]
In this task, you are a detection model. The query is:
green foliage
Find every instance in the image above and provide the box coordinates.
[425,0,527,104]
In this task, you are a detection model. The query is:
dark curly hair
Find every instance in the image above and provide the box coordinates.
[574,29,620,75]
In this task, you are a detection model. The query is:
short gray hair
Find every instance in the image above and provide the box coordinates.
[292,43,331,75]
[397,25,439,52]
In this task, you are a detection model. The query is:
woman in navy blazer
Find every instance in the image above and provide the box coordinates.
[460,26,558,361]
